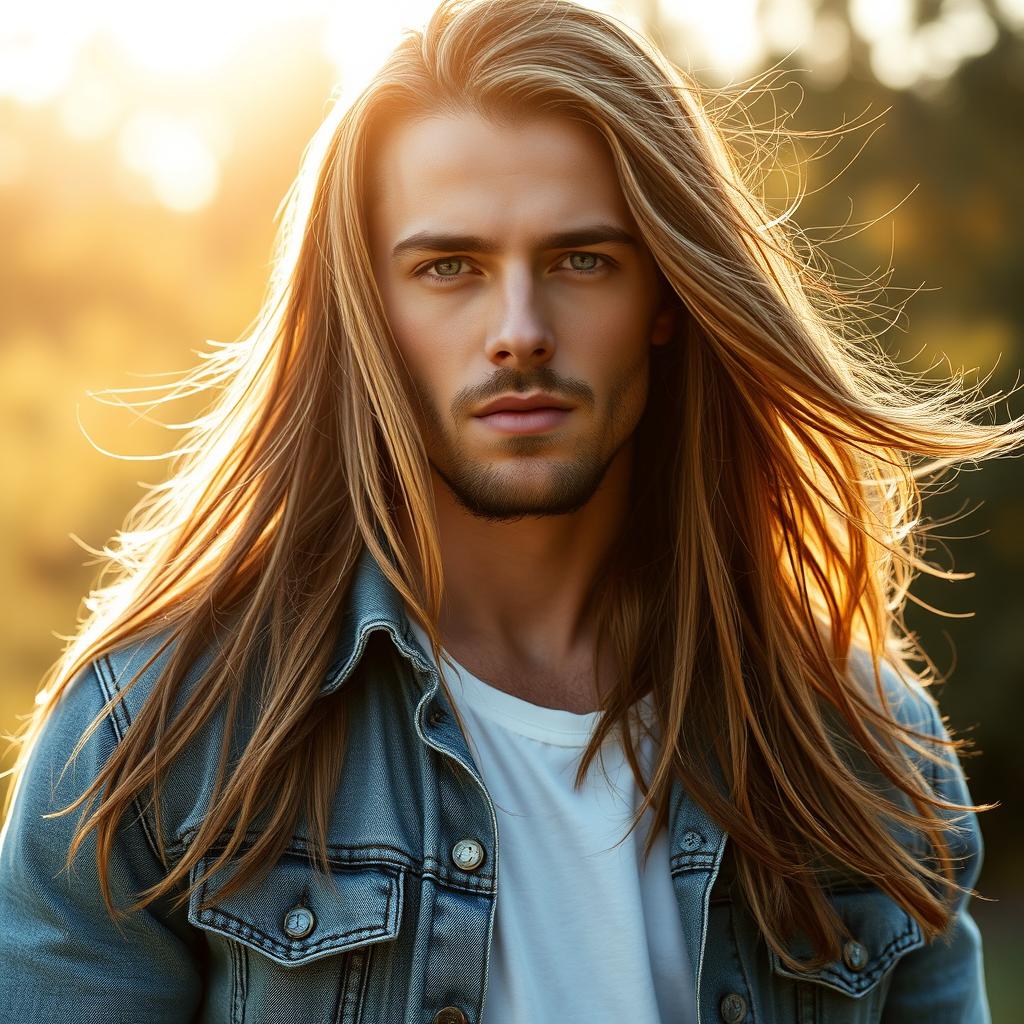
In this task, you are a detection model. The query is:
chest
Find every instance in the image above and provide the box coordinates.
[180,647,927,1024]
[437,641,613,714]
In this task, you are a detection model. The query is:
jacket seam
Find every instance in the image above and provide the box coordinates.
[173,829,498,895]
[728,899,758,1023]
[228,935,245,1024]
[90,655,170,873]
[199,906,397,957]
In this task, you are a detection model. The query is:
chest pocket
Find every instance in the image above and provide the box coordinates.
[769,887,925,999]
[186,851,406,1024]
[187,852,405,966]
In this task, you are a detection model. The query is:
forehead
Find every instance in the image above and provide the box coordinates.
[365,108,635,245]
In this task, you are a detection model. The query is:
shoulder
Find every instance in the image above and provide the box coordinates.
[95,625,220,728]
[0,652,167,886]
[844,644,984,895]
[30,626,242,869]
[845,644,943,737]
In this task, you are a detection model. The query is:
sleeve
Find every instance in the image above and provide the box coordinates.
[881,688,990,1024]
[0,660,206,1022]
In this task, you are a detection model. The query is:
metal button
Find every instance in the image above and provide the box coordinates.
[432,1008,468,1024]
[452,838,485,871]
[282,904,315,939]
[681,830,704,851]
[843,939,868,971]
[719,992,748,1023]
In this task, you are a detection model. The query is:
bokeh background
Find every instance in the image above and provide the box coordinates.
[2,0,1021,1015]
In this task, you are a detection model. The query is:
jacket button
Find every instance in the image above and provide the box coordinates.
[681,830,704,851]
[720,992,748,1023]
[432,1008,468,1024]
[428,707,446,726]
[282,905,316,939]
[452,838,486,871]
[843,939,868,971]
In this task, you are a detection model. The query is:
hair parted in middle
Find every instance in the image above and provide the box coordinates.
[11,0,1024,975]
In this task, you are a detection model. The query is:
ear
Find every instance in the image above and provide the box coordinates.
[650,297,679,348]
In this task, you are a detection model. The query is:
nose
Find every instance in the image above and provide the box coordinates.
[483,265,554,368]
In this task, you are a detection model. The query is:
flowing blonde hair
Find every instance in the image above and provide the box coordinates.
[4,0,1023,973]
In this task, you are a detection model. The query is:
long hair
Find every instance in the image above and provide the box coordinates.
[4,0,1023,972]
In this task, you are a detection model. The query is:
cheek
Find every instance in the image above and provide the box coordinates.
[572,302,653,385]
[579,308,654,420]
[557,270,657,351]
[384,298,449,387]
[389,325,467,427]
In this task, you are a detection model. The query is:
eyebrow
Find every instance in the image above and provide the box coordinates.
[390,223,639,261]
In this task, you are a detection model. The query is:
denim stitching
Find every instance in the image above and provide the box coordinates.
[176,834,498,893]
[670,853,718,871]
[323,619,430,693]
[90,657,168,871]
[769,918,922,996]
[192,869,399,961]
[728,901,758,1024]
[228,938,243,1024]
[354,944,372,1024]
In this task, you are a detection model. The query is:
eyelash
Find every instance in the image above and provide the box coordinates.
[415,252,611,285]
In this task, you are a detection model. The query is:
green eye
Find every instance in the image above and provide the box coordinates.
[432,258,463,277]
[417,251,609,286]
[568,252,600,271]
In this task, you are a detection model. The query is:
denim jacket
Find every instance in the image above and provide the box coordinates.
[0,544,989,1023]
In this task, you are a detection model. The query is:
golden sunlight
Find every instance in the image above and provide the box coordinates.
[0,0,1006,212]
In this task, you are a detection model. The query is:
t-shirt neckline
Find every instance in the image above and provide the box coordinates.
[406,615,653,749]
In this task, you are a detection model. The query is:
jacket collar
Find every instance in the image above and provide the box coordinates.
[318,543,423,697]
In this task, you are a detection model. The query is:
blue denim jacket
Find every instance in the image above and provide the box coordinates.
[0,545,989,1023]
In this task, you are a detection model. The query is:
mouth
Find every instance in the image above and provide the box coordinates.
[473,407,573,435]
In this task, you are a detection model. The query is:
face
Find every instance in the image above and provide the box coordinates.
[366,107,675,520]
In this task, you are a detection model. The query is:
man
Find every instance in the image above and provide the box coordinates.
[2,0,1015,1021]
[369,91,692,1024]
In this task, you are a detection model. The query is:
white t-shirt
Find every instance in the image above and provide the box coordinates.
[406,616,697,1024]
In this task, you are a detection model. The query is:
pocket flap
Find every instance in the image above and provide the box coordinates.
[188,853,405,968]
[769,888,924,997]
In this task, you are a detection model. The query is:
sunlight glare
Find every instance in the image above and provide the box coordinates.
[101,0,301,75]
[760,0,815,54]
[58,68,123,141]
[803,13,851,87]
[868,0,996,89]
[118,113,219,212]
[849,0,913,43]
[996,0,1024,28]
[938,0,999,59]
[0,15,85,105]
[323,1,438,105]
[0,0,1011,208]
[662,0,765,79]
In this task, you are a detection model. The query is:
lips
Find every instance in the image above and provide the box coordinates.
[474,406,572,435]
[474,393,574,417]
